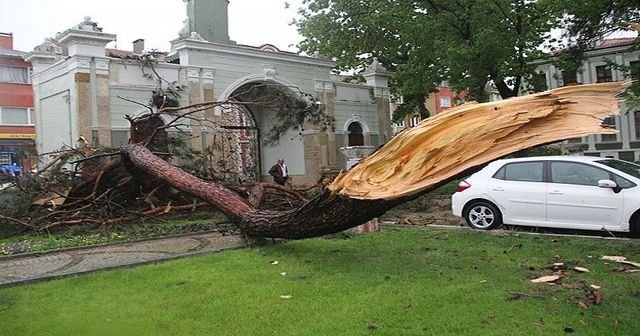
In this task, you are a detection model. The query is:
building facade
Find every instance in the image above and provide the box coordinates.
[534,38,640,161]
[0,32,36,174]
[392,84,466,134]
[27,2,392,185]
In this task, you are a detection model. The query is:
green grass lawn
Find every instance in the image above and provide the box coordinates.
[0,228,638,335]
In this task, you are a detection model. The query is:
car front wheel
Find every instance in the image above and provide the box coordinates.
[465,201,502,230]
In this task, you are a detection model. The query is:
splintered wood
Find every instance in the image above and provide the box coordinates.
[329,82,629,200]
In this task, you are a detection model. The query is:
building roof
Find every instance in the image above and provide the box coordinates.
[0,46,26,58]
[105,48,137,59]
[105,48,169,61]
[541,36,638,60]
[594,37,637,49]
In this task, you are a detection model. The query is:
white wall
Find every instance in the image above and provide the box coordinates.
[39,91,73,155]
[253,105,306,176]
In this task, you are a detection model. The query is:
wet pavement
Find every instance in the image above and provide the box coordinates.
[0,232,246,287]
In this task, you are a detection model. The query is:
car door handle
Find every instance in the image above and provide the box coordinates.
[549,190,563,195]
[491,187,504,191]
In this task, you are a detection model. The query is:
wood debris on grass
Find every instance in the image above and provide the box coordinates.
[611,267,640,273]
[569,282,604,309]
[526,258,606,308]
[602,255,640,268]
[530,274,563,283]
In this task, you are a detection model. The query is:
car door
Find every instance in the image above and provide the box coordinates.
[546,161,624,229]
[487,161,547,226]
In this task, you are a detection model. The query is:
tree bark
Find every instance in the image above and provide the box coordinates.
[121,82,628,239]
[120,143,399,238]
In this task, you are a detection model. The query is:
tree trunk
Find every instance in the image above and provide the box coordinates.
[121,82,627,239]
[120,143,398,238]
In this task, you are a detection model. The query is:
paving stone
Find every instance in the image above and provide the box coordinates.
[0,232,246,287]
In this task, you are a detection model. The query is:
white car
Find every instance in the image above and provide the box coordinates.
[451,156,640,235]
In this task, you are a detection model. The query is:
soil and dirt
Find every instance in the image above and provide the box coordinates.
[381,195,465,227]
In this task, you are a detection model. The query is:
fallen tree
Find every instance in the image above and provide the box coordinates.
[118,81,628,239]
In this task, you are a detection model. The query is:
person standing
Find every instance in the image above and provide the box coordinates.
[269,158,289,186]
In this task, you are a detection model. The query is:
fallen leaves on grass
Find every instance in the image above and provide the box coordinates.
[508,292,544,300]
[611,267,640,273]
[587,288,603,305]
[532,319,545,328]
[505,243,522,253]
[526,257,606,309]
[568,282,604,309]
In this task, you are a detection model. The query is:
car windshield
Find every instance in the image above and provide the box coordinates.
[596,159,640,179]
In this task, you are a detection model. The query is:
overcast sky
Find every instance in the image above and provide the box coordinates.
[0,0,304,53]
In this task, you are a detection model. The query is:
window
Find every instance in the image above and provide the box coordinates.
[550,162,609,186]
[347,122,364,146]
[635,111,640,140]
[494,162,544,182]
[630,61,639,81]
[601,116,617,142]
[439,96,451,108]
[612,174,636,189]
[0,107,33,125]
[0,152,16,165]
[597,159,640,179]
[567,137,582,143]
[92,130,99,146]
[595,65,613,83]
[111,130,130,147]
[561,70,578,86]
[0,65,30,84]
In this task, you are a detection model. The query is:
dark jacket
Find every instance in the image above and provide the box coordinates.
[269,163,288,185]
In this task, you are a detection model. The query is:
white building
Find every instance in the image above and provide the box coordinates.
[25,1,393,185]
[534,38,640,161]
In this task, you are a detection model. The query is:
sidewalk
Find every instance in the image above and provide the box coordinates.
[0,232,246,287]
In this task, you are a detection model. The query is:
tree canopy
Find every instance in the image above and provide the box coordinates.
[295,0,639,119]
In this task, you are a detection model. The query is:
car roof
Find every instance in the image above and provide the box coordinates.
[493,155,605,164]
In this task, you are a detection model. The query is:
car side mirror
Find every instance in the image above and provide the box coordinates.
[598,179,622,193]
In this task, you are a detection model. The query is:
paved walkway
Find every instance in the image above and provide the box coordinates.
[0,232,246,287]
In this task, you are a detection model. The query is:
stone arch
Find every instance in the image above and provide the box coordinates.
[342,116,370,134]
[218,74,298,103]
[342,116,370,146]
[220,79,306,180]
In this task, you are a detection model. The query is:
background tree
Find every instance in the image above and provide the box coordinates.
[550,0,640,100]
[424,0,557,100]
[296,0,444,122]
[555,0,639,51]
[296,0,558,116]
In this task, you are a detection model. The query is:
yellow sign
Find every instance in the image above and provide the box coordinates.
[0,134,36,139]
